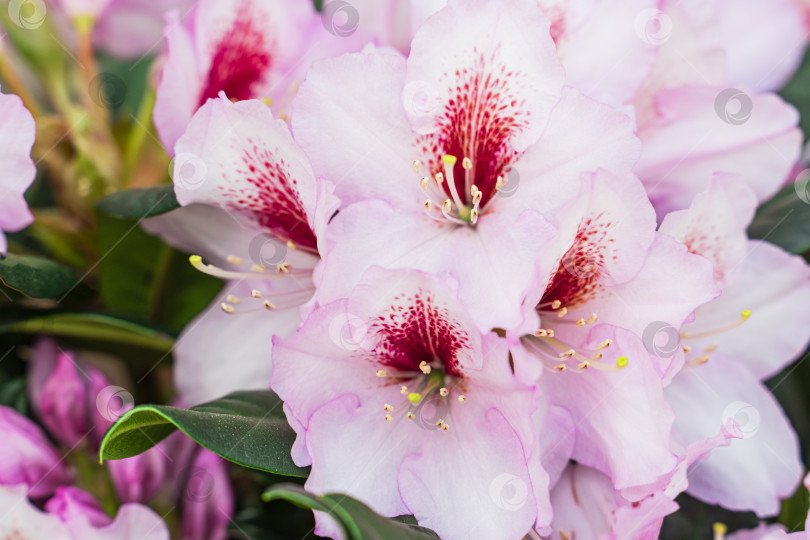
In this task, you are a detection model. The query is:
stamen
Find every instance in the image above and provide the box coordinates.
[420,177,430,191]
[220,302,235,314]
[559,349,576,359]
[400,386,408,395]
[434,172,444,185]
[551,300,562,310]
[688,354,711,367]
[441,154,465,209]
[597,339,612,349]
[534,329,554,338]
[463,157,473,197]
[376,369,387,377]
[263,300,276,310]
[385,414,393,422]
[407,412,415,420]
[383,404,394,412]
[457,395,466,403]
[413,160,421,173]
[575,318,586,327]
[419,361,432,374]
[251,290,262,298]
[226,294,241,305]
[441,200,467,225]
[683,345,692,353]
[277,262,290,273]
[286,240,298,251]
[190,255,309,280]
[554,364,566,372]
[557,307,568,318]
[713,522,727,540]
[439,387,449,397]
[495,176,504,190]
[681,310,752,340]
[441,422,450,432]
[226,255,243,265]
[587,313,598,324]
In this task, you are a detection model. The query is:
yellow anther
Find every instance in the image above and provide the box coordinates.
[462,157,472,170]
[250,264,266,272]
[616,356,628,368]
[419,361,432,374]
[597,339,613,349]
[439,387,449,397]
[263,300,276,310]
[559,349,576,359]
[435,172,444,184]
[400,386,408,395]
[251,289,262,298]
[495,176,504,189]
[682,345,692,353]
[407,412,415,420]
[557,307,568,318]
[591,352,603,360]
[277,262,290,273]
[407,393,423,405]
[420,177,430,190]
[226,255,243,265]
[425,200,433,210]
[551,300,562,310]
[220,302,235,314]
[226,294,241,305]
[577,361,590,370]
[587,313,598,324]
[576,318,586,327]
[457,395,466,403]
[385,414,393,422]
[554,364,566,372]
[286,239,298,251]
[376,369,387,377]
[441,422,450,432]
[413,160,421,173]
[383,404,394,412]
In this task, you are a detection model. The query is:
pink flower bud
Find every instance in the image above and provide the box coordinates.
[180,449,233,540]
[45,486,112,527]
[108,445,167,504]
[0,406,73,498]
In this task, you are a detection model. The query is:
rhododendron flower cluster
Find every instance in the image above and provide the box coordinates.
[2,0,810,538]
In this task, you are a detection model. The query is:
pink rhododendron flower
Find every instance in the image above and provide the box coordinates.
[45,486,114,527]
[659,177,810,515]
[144,95,337,405]
[630,0,804,215]
[0,91,36,254]
[294,0,643,334]
[272,267,550,540]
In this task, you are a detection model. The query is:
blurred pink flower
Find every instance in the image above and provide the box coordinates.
[272,267,550,540]
[45,486,112,527]
[0,406,73,498]
[0,91,36,254]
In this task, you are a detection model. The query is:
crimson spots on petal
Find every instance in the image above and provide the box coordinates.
[198,2,274,106]
[218,141,317,251]
[366,289,470,378]
[540,215,613,310]
[417,49,531,207]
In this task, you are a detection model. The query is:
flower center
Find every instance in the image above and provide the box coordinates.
[375,363,466,431]
[417,154,510,226]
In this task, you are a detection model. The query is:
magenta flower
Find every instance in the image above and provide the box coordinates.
[272,267,549,540]
[293,0,642,334]
[659,177,810,515]
[45,486,114,528]
[144,95,338,405]
[0,91,36,254]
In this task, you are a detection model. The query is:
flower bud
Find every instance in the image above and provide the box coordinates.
[108,445,167,504]
[180,449,233,540]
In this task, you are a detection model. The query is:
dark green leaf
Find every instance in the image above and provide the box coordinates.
[748,185,810,254]
[100,391,308,478]
[0,253,76,299]
[781,47,810,141]
[0,313,174,352]
[263,484,440,540]
[96,185,179,220]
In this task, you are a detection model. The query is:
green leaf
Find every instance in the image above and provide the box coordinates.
[263,484,439,540]
[0,253,76,299]
[95,185,179,220]
[748,185,810,254]
[100,390,308,478]
[0,313,174,352]
[781,47,810,140]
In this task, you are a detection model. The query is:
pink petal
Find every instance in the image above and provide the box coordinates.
[0,92,36,252]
